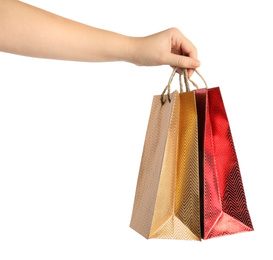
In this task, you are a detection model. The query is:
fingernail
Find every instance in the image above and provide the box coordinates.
[191,59,200,67]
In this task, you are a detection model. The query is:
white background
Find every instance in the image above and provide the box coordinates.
[0,0,272,259]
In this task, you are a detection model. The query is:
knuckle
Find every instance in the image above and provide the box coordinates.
[171,27,180,32]
[169,27,180,34]
[176,56,182,67]
[177,56,189,68]
[171,27,179,31]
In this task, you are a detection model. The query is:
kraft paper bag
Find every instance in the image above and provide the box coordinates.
[130,68,201,240]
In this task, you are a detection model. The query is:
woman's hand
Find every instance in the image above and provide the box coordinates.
[126,28,200,78]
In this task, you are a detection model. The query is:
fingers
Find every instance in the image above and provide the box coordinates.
[170,28,197,57]
[187,68,195,78]
[168,28,199,78]
[170,66,196,79]
[164,53,200,70]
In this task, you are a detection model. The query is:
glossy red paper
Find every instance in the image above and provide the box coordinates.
[195,87,254,239]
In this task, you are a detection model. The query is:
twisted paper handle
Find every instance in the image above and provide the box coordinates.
[161,67,208,105]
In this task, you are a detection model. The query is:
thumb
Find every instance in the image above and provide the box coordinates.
[164,53,200,69]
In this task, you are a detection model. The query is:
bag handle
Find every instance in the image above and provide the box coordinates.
[161,67,208,105]
[179,68,208,91]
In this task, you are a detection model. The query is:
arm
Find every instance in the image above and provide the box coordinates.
[0,0,200,77]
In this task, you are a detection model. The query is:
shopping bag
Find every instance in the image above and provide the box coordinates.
[130,67,253,241]
[194,86,254,239]
[130,68,201,240]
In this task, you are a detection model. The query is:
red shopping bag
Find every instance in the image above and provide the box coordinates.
[194,82,254,239]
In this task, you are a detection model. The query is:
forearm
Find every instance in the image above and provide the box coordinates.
[0,0,135,62]
[0,0,201,74]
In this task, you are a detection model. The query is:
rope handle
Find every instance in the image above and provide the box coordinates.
[161,67,208,105]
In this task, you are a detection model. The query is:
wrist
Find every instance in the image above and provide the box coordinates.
[121,36,142,65]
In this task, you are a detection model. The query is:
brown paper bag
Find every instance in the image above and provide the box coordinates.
[130,69,201,240]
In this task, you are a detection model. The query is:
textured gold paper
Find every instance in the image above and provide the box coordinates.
[130,90,201,240]
[175,91,200,240]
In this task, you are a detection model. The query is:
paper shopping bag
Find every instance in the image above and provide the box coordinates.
[130,69,201,240]
[194,87,254,239]
[130,67,253,241]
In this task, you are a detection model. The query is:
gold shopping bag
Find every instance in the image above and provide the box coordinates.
[130,68,201,240]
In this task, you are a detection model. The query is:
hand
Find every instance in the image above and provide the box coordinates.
[0,1,199,78]
[128,28,200,78]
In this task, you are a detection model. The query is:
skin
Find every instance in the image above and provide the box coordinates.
[0,0,200,78]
